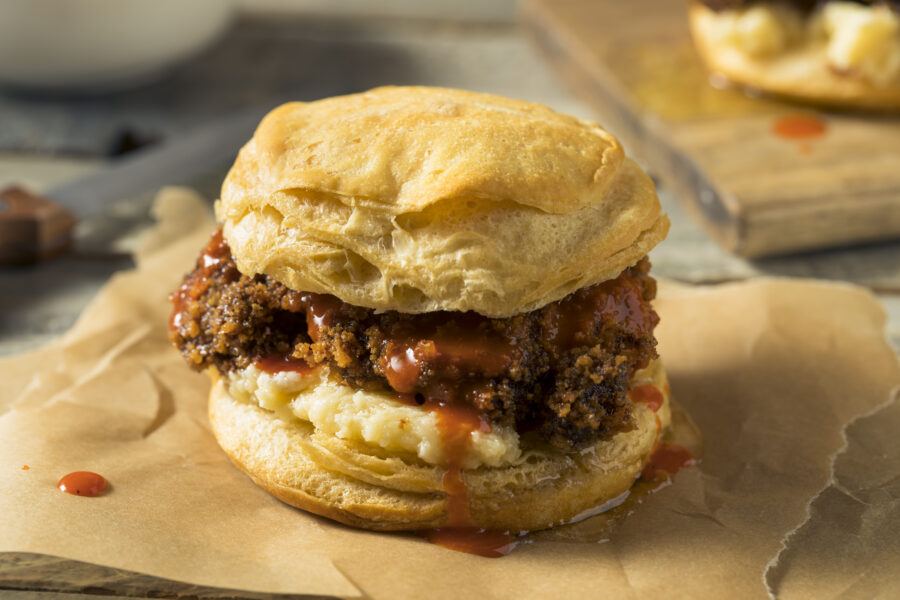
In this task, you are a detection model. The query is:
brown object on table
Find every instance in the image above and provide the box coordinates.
[522,0,900,257]
[0,186,76,264]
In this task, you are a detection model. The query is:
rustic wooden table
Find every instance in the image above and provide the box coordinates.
[1,10,898,600]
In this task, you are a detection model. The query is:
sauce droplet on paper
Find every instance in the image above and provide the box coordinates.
[773,114,826,140]
[57,471,108,497]
[21,465,29,471]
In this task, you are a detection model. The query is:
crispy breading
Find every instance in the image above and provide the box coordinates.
[170,232,660,451]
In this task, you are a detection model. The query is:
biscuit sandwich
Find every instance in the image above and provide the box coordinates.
[169,86,671,533]
[689,1,900,110]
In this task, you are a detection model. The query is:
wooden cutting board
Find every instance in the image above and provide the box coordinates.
[523,0,900,257]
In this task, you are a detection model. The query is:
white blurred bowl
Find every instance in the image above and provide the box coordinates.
[0,0,234,92]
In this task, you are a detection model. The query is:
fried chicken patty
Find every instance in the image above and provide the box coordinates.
[169,230,660,451]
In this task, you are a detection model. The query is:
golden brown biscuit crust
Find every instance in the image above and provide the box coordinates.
[217,86,668,317]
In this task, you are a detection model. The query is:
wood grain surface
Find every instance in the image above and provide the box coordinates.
[0,553,332,599]
[523,0,900,257]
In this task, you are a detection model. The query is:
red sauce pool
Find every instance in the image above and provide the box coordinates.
[641,443,695,482]
[773,114,827,140]
[57,471,108,497]
[424,528,518,558]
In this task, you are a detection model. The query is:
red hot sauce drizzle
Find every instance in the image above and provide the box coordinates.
[421,401,519,558]
[169,228,231,331]
[542,270,658,354]
[372,312,522,556]
[629,383,664,413]
[283,292,347,343]
[244,292,519,555]
[629,384,696,483]
[381,312,517,398]
[430,402,491,526]
[57,471,108,497]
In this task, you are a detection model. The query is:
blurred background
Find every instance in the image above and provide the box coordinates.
[0,0,898,354]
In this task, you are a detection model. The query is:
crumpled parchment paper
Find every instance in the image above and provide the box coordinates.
[1,188,897,599]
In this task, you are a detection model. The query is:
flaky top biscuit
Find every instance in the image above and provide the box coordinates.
[218,86,668,316]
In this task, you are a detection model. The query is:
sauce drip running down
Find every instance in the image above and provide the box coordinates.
[430,401,491,526]
[629,383,664,412]
[57,471,108,497]
[169,228,231,331]
[630,384,695,482]
[631,383,666,462]
[420,400,519,557]
[255,338,515,556]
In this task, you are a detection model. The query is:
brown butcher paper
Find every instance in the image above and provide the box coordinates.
[1,188,898,599]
